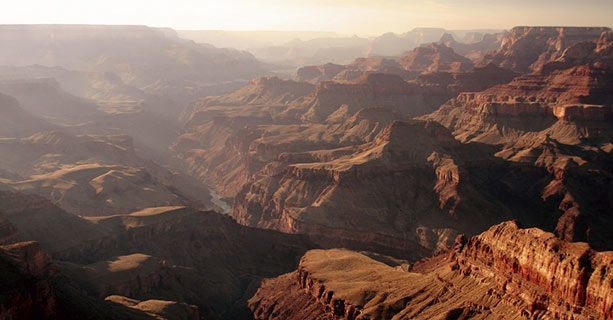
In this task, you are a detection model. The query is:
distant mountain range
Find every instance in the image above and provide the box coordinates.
[178,28,504,66]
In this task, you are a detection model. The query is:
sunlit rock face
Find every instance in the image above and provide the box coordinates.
[422,32,613,250]
[479,26,610,73]
[249,222,612,320]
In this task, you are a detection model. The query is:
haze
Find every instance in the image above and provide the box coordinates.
[0,1,612,319]
[3,0,612,35]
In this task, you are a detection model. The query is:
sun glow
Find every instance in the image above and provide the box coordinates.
[2,0,611,35]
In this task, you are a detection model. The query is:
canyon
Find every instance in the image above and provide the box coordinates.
[0,23,611,320]
[176,27,612,257]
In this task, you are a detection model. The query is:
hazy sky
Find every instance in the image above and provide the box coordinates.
[3,0,612,35]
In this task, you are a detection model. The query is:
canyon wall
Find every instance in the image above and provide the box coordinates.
[249,222,611,319]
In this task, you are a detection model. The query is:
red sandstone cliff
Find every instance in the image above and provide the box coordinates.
[249,222,612,320]
[479,26,610,73]
[453,221,612,318]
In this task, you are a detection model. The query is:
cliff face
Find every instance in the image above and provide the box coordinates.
[427,64,612,146]
[249,222,612,320]
[176,26,612,263]
[416,63,518,95]
[232,120,561,258]
[453,221,613,318]
[423,36,613,249]
[479,26,610,73]
[298,73,451,122]
[296,43,479,84]
[0,241,57,320]
[296,63,348,83]
[175,73,453,200]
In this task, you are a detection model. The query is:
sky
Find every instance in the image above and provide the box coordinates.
[3,0,612,36]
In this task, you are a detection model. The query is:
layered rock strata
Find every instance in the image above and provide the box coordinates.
[249,222,612,320]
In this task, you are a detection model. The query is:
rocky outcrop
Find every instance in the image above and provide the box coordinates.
[542,30,613,73]
[297,58,413,83]
[425,63,612,145]
[3,163,197,216]
[296,63,347,83]
[399,43,474,73]
[1,241,52,278]
[424,51,613,250]
[204,76,315,106]
[453,221,612,319]
[479,26,610,73]
[297,44,478,84]
[416,63,517,95]
[175,72,452,199]
[232,120,561,258]
[249,222,611,320]
[299,73,450,122]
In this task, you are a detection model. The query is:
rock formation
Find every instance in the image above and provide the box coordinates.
[416,63,517,95]
[231,120,569,258]
[296,43,479,84]
[177,31,612,255]
[298,73,450,122]
[296,63,348,83]
[0,191,316,319]
[479,26,610,73]
[249,222,611,320]
[423,35,613,249]
[1,23,612,320]
[399,43,474,74]
[175,73,452,200]
[0,240,161,319]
